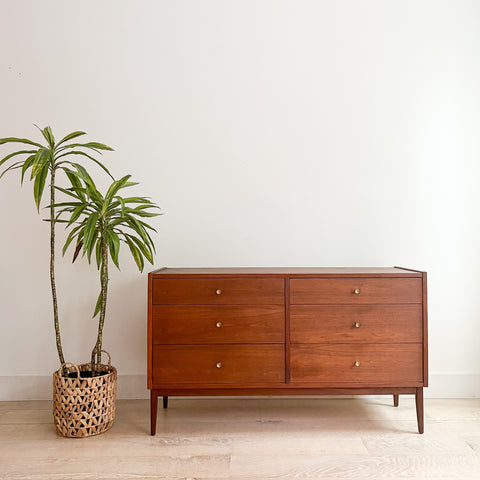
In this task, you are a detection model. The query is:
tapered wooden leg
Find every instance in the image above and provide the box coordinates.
[163,396,168,409]
[415,387,424,434]
[150,390,158,436]
[393,394,399,407]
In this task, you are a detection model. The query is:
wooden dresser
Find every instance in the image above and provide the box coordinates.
[148,267,427,435]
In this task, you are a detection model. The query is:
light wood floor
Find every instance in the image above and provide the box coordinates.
[1,397,480,479]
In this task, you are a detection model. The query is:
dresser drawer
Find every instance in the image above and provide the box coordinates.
[291,344,423,385]
[152,278,284,305]
[290,278,422,304]
[153,345,285,384]
[152,305,285,344]
[290,305,422,344]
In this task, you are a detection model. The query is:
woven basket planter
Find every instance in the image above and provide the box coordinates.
[53,352,117,438]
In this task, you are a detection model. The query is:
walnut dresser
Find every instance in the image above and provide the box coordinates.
[148,267,427,435]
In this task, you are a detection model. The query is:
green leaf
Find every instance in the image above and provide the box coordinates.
[126,214,156,250]
[105,199,121,213]
[125,236,144,271]
[55,150,113,180]
[118,196,126,217]
[119,196,152,204]
[85,187,103,208]
[131,203,157,210]
[70,164,103,205]
[50,201,83,208]
[63,167,83,190]
[93,292,102,318]
[0,161,24,179]
[40,126,55,148]
[126,208,160,218]
[67,204,87,226]
[33,125,54,149]
[64,227,86,259]
[136,218,158,232]
[95,238,102,269]
[71,162,93,182]
[62,233,76,256]
[54,186,84,202]
[128,234,154,264]
[82,212,99,261]
[109,217,126,229]
[31,149,51,180]
[0,137,43,148]
[119,182,139,190]
[46,218,70,224]
[105,175,131,206]
[107,230,120,269]
[58,141,114,153]
[0,149,37,167]
[56,131,86,147]
[21,155,36,184]
[82,142,114,151]
[126,215,150,245]
[141,226,156,254]
[62,223,84,256]
[61,168,88,202]
[33,162,50,210]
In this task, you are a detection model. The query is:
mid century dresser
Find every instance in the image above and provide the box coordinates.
[148,267,427,435]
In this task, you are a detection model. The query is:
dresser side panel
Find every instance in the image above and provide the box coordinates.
[422,272,428,387]
[147,272,153,389]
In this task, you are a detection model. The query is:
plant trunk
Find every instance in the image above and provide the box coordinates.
[50,168,66,370]
[91,239,109,375]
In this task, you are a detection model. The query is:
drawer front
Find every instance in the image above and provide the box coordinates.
[290,305,422,344]
[291,344,423,385]
[153,345,285,384]
[290,278,422,304]
[152,305,285,344]
[152,278,284,305]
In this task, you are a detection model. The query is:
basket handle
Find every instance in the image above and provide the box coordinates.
[59,362,80,377]
[92,348,112,368]
[99,350,111,367]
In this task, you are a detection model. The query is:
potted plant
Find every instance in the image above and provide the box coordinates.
[0,126,159,437]
[52,165,159,436]
[0,126,113,371]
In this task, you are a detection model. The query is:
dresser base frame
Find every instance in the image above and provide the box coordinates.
[150,387,424,435]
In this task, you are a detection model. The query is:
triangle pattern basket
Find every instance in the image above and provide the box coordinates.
[53,361,117,438]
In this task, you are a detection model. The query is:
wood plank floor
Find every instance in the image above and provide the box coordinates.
[1,398,480,479]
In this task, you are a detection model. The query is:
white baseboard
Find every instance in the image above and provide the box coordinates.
[0,374,479,401]
[426,374,480,399]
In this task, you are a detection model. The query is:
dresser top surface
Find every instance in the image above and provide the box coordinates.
[150,267,423,277]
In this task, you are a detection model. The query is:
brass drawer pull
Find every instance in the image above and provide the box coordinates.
[216,289,223,295]
[216,322,222,328]
[353,288,360,295]
[354,322,361,328]
[354,361,360,367]
[216,362,222,368]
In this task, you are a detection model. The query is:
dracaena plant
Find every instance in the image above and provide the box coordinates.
[54,166,160,374]
[0,126,113,368]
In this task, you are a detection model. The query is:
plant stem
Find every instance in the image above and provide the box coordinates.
[92,237,109,375]
[50,167,66,369]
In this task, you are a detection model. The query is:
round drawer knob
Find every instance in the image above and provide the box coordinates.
[216,322,222,328]
[354,361,360,367]
[216,362,222,368]
[354,322,361,328]
[354,288,360,295]
[216,289,222,295]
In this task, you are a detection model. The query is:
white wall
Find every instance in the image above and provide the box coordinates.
[1,0,480,399]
